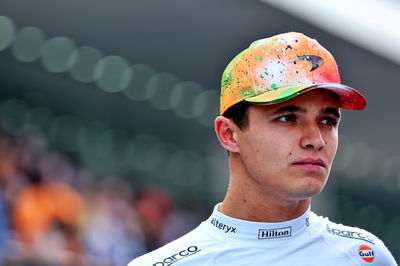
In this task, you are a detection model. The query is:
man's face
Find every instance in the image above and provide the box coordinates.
[234,90,340,201]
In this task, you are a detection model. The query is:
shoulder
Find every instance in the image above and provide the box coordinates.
[127,223,218,266]
[311,212,397,265]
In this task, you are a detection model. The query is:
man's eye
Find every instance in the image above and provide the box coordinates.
[277,115,296,122]
[321,117,338,127]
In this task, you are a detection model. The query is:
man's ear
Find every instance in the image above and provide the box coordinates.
[214,116,240,153]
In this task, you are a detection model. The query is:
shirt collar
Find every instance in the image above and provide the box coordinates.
[204,203,311,243]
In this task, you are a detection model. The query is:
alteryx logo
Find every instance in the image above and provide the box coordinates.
[258,227,292,239]
[153,246,200,266]
[210,218,237,233]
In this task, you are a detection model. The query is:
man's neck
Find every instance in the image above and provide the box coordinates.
[219,158,311,222]
[220,193,310,222]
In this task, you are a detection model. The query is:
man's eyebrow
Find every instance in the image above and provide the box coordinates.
[271,105,306,115]
[271,105,341,119]
[321,107,341,119]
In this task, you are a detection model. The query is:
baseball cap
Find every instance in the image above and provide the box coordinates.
[220,32,367,115]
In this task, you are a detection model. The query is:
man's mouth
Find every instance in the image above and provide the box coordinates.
[293,158,326,168]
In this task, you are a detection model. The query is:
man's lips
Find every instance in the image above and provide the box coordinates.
[292,158,326,168]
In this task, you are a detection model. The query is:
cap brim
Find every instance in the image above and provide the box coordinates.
[244,83,367,110]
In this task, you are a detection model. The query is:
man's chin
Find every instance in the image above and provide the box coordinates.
[289,180,326,200]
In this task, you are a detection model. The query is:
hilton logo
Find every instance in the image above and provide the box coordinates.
[258,227,292,239]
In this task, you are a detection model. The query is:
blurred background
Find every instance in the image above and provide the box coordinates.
[0,0,399,265]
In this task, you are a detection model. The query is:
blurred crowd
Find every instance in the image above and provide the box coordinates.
[0,128,201,266]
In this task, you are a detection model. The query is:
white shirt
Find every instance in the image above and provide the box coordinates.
[128,204,397,266]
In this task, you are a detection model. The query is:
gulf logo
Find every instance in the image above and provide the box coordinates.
[359,245,375,263]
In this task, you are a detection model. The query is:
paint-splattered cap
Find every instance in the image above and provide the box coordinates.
[220,32,367,115]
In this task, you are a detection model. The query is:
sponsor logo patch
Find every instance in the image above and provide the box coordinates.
[305,218,310,227]
[210,218,237,233]
[258,227,292,239]
[289,55,324,71]
[326,225,375,245]
[153,246,200,266]
[359,245,375,263]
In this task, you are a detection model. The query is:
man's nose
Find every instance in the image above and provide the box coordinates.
[300,123,325,151]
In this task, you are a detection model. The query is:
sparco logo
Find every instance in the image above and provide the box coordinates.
[326,225,375,244]
[210,218,237,233]
[153,246,200,266]
[258,227,292,239]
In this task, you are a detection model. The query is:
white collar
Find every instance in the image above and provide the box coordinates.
[204,203,311,243]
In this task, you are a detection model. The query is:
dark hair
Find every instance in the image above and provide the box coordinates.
[222,101,251,130]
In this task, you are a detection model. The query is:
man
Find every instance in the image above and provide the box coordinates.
[128,32,397,265]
